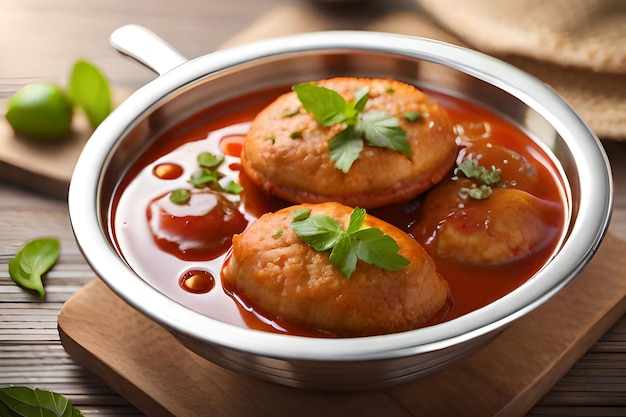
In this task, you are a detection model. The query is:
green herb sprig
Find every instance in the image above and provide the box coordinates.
[184,151,243,195]
[292,83,412,173]
[8,238,60,298]
[455,159,502,200]
[169,151,243,204]
[0,386,83,417]
[291,207,410,279]
[169,188,191,205]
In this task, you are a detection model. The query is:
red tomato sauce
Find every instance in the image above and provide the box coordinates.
[109,85,568,336]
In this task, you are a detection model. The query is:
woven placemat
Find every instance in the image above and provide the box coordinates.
[415,0,626,140]
[416,0,626,74]
[224,3,626,140]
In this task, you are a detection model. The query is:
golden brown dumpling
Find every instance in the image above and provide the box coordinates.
[241,77,457,208]
[413,178,563,264]
[222,202,451,337]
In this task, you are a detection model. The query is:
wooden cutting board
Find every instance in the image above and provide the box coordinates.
[0,109,91,198]
[58,229,626,417]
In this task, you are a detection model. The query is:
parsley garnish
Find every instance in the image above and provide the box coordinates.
[291,207,410,279]
[455,159,501,200]
[455,159,501,185]
[197,151,224,168]
[403,111,421,122]
[188,151,242,195]
[169,188,191,205]
[290,130,302,139]
[459,185,493,200]
[292,82,411,173]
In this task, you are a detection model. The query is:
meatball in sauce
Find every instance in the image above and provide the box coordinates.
[241,77,458,208]
[412,178,563,264]
[222,202,451,337]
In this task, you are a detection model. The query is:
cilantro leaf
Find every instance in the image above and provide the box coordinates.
[328,126,364,173]
[360,111,412,156]
[455,159,502,200]
[290,214,343,252]
[189,168,219,187]
[292,208,312,221]
[187,151,243,195]
[292,83,347,126]
[346,207,366,234]
[291,207,410,279]
[455,159,501,186]
[352,87,369,113]
[329,233,358,279]
[293,82,413,173]
[197,152,224,168]
[169,189,191,205]
[351,228,410,270]
[403,111,422,122]
[460,185,493,200]
[222,181,244,195]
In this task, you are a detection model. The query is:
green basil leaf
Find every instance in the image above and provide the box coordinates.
[291,207,410,279]
[292,83,347,126]
[351,228,410,271]
[329,233,358,279]
[346,207,366,234]
[352,87,369,113]
[169,189,191,205]
[197,152,224,168]
[8,238,60,298]
[292,208,311,222]
[0,386,84,417]
[328,126,364,173]
[293,82,414,174]
[359,111,412,156]
[189,169,218,187]
[291,214,343,252]
[222,181,244,195]
[403,111,422,122]
[68,59,113,129]
[460,185,493,200]
[0,403,17,416]
[455,159,501,186]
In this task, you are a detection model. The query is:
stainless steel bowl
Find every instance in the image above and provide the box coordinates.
[68,25,613,390]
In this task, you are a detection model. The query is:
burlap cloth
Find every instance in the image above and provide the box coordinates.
[222,1,626,140]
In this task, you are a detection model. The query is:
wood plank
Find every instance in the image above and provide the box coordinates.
[59,229,626,417]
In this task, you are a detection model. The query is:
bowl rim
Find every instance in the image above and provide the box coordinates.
[69,30,613,362]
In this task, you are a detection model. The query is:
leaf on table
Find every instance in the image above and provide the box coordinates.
[0,386,84,417]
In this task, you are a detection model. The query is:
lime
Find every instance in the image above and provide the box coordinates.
[5,82,73,142]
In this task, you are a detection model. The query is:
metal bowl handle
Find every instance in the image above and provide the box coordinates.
[109,24,188,76]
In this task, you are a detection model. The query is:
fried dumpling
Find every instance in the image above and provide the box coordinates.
[222,202,451,337]
[241,77,457,208]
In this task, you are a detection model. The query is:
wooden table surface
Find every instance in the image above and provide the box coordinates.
[1,0,626,416]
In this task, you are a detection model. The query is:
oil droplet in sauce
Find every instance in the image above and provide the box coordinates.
[153,163,184,180]
[220,134,245,157]
[180,269,215,294]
